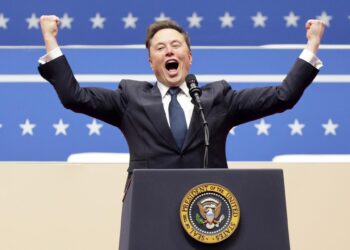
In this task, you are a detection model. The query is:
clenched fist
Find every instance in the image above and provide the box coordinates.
[305,19,326,54]
[40,15,60,52]
[40,15,60,39]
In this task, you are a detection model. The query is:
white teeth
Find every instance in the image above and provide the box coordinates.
[166,59,178,63]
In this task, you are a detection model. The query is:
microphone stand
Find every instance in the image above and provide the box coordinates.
[193,95,209,169]
[186,74,209,169]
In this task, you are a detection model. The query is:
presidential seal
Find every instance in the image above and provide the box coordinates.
[180,183,240,244]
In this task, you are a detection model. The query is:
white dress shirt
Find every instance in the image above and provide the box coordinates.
[156,81,194,128]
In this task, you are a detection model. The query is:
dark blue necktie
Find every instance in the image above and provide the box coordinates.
[168,87,187,149]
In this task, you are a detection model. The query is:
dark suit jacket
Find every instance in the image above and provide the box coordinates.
[38,55,318,172]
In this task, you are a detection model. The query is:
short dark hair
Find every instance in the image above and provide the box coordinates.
[145,20,191,51]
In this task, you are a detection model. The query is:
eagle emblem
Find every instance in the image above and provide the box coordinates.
[180,183,240,244]
[196,197,225,229]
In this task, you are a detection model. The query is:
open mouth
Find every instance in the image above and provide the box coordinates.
[165,59,179,72]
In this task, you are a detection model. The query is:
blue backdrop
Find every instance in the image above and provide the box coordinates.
[0,47,349,161]
[0,0,349,161]
[0,0,349,45]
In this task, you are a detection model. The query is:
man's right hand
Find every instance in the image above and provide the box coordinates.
[40,15,60,53]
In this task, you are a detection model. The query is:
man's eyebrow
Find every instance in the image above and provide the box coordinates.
[154,39,182,46]
[171,40,182,44]
[152,41,165,48]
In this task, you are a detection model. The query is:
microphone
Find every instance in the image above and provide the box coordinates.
[185,74,202,106]
[185,74,209,168]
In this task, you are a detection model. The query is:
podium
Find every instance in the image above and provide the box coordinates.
[119,169,290,250]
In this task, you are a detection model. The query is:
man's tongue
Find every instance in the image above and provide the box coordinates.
[168,68,178,76]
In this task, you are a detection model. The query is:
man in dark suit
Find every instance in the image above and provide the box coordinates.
[38,16,325,174]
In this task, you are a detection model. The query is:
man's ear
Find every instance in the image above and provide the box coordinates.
[148,57,154,70]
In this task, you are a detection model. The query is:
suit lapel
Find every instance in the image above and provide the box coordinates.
[182,87,214,151]
[142,84,214,152]
[142,84,180,151]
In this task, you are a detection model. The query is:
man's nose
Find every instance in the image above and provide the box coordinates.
[165,45,174,56]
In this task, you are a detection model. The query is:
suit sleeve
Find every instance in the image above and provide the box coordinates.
[223,58,319,126]
[38,55,127,127]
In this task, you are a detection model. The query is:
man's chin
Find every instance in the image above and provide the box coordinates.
[166,80,183,87]
[162,76,183,86]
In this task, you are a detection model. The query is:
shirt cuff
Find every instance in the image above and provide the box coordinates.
[299,49,323,70]
[38,47,63,64]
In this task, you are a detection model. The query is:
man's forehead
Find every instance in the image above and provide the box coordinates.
[151,28,185,44]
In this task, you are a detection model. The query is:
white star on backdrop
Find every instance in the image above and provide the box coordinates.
[187,12,203,28]
[155,12,171,22]
[284,11,300,27]
[322,119,338,136]
[288,119,305,136]
[90,13,106,29]
[251,11,268,28]
[53,119,70,136]
[229,126,236,135]
[86,119,103,136]
[0,123,3,129]
[254,119,271,136]
[26,13,40,29]
[219,12,235,28]
[122,13,138,29]
[60,13,74,29]
[20,119,36,136]
[0,13,10,29]
[316,11,332,27]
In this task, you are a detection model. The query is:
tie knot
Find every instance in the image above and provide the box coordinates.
[168,87,181,97]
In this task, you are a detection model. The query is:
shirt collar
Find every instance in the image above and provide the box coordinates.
[157,81,190,99]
